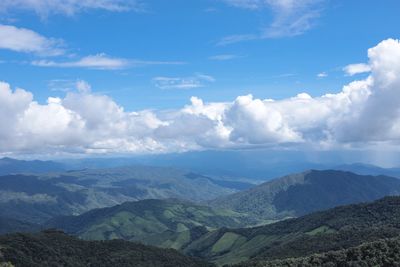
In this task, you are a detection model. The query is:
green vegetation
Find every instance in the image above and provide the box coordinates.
[233,236,400,267]
[0,230,214,267]
[211,170,400,220]
[186,196,400,265]
[46,198,258,250]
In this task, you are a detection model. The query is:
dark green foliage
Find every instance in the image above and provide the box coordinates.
[211,170,400,220]
[233,236,400,267]
[0,230,214,267]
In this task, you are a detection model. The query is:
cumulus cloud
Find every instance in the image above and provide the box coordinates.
[343,63,372,76]
[0,24,64,56]
[153,74,216,90]
[0,0,143,17]
[1,38,400,156]
[317,72,327,78]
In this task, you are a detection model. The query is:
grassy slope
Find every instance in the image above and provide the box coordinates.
[185,196,400,265]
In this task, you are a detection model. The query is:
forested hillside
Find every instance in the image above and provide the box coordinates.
[0,230,214,267]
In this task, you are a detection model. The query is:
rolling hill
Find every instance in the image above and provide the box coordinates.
[185,196,400,265]
[0,230,214,267]
[210,170,400,220]
[46,199,257,250]
[0,166,236,223]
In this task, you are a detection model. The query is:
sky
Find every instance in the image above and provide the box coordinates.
[1,0,400,160]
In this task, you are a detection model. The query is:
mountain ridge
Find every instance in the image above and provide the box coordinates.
[210,169,400,219]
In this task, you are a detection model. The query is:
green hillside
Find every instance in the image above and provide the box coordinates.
[210,170,400,220]
[185,196,400,265]
[46,199,258,250]
[0,230,214,267]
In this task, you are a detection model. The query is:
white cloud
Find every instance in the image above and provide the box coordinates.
[153,74,216,90]
[209,54,240,61]
[0,24,64,56]
[1,39,400,156]
[220,0,325,43]
[32,54,129,69]
[216,34,257,46]
[0,0,143,17]
[317,72,327,78]
[76,80,91,93]
[343,63,372,76]
[221,0,265,9]
[263,0,323,38]
[32,54,184,70]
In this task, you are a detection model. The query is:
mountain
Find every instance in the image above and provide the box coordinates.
[0,230,214,267]
[46,199,257,250]
[0,157,65,175]
[185,196,400,265]
[210,170,400,220]
[0,166,236,224]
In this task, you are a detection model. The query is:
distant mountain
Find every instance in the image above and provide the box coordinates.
[0,157,65,175]
[46,199,256,250]
[332,162,400,178]
[0,230,214,267]
[210,170,400,220]
[0,166,236,223]
[186,196,400,265]
[60,151,327,181]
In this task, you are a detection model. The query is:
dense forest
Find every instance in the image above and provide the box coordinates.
[0,230,214,267]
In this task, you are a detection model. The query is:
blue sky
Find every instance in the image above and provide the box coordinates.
[1,0,400,159]
[1,0,399,110]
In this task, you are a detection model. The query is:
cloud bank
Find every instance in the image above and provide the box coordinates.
[1,39,400,156]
